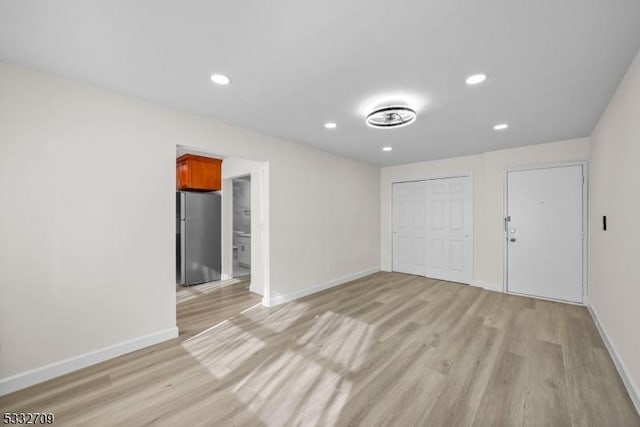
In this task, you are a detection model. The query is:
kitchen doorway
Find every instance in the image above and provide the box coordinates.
[175,145,270,302]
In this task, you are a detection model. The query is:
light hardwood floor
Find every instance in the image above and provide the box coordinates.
[1,272,638,426]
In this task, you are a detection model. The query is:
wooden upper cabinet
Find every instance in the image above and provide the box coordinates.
[176,154,222,191]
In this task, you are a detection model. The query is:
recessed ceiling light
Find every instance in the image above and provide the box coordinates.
[466,74,487,85]
[324,122,337,129]
[382,146,393,152]
[493,123,509,131]
[210,74,231,85]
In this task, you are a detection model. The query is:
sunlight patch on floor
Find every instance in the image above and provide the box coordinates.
[181,321,265,379]
[182,319,230,344]
[182,299,376,425]
[232,350,353,426]
[243,300,311,333]
[297,311,376,372]
[228,310,375,426]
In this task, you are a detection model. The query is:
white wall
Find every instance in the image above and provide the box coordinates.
[0,63,380,392]
[381,138,590,289]
[589,48,640,406]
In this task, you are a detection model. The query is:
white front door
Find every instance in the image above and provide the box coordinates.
[425,176,473,284]
[392,181,426,275]
[506,165,584,303]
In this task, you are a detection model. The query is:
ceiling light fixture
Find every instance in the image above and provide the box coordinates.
[466,74,487,85]
[324,122,337,129]
[382,146,393,152]
[210,74,231,85]
[358,92,426,117]
[366,106,416,129]
[493,123,509,131]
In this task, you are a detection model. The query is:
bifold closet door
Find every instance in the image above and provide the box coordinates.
[392,181,427,275]
[425,176,473,284]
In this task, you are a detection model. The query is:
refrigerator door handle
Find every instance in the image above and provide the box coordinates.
[176,191,187,285]
[180,219,186,284]
[177,219,186,285]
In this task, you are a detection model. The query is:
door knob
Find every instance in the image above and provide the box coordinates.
[510,238,516,242]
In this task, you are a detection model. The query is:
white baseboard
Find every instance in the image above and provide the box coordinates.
[588,304,640,415]
[471,280,503,293]
[0,327,179,397]
[263,267,380,307]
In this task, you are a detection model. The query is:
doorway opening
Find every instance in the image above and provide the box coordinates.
[174,145,270,331]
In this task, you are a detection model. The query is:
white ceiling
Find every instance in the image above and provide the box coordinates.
[1,1,640,166]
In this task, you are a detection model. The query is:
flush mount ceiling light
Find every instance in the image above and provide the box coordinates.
[366,106,416,129]
[466,74,487,85]
[382,146,393,151]
[324,122,337,129]
[493,123,509,131]
[210,74,231,85]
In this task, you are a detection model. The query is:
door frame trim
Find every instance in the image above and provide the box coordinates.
[391,172,474,284]
[502,160,589,303]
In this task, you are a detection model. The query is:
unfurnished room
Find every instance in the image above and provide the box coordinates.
[1,1,640,426]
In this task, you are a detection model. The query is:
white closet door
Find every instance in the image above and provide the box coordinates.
[506,165,584,303]
[425,176,473,284]
[392,181,427,275]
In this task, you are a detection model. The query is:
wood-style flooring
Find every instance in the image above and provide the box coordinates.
[1,272,638,426]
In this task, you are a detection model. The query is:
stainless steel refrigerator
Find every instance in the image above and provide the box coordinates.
[176,191,221,285]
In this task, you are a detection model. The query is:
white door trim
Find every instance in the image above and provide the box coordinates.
[391,172,474,284]
[502,161,589,303]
